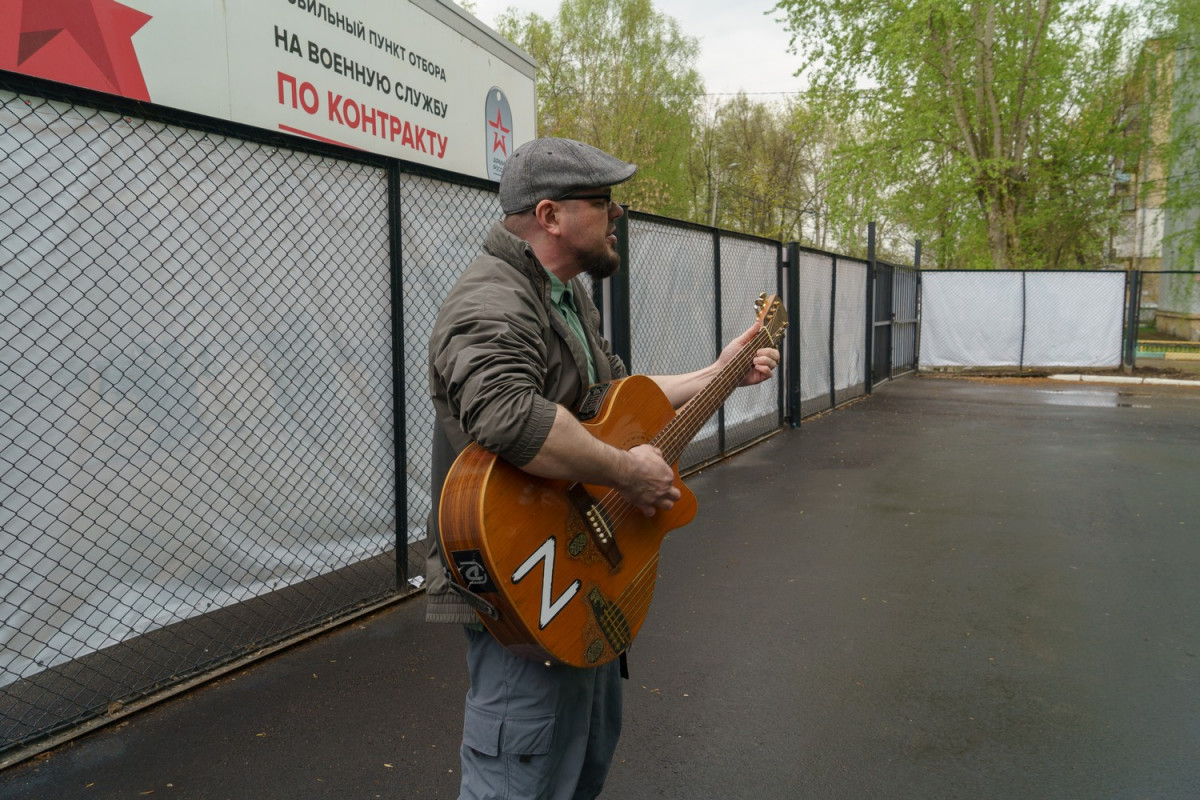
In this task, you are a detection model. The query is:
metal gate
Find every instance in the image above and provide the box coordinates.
[891,266,920,376]
[872,262,894,384]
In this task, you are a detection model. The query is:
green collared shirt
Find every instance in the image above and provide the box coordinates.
[546,270,596,384]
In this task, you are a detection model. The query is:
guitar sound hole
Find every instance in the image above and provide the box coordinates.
[585,638,605,664]
[568,533,587,557]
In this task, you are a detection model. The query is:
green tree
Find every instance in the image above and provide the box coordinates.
[772,0,1147,269]
[497,0,703,217]
[688,96,847,245]
[1159,0,1200,271]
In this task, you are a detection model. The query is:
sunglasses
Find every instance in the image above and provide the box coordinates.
[558,191,614,205]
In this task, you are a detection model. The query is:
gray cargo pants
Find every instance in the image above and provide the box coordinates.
[458,626,623,800]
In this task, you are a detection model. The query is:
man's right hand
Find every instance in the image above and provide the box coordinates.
[616,444,681,516]
[522,406,680,516]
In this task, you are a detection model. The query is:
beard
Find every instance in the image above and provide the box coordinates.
[576,237,621,280]
[582,251,621,280]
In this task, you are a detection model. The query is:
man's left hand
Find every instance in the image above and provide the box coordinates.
[719,320,779,387]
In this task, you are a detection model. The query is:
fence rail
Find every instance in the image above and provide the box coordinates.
[1,72,901,766]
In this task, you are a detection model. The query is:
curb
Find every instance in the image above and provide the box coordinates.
[1049,374,1200,388]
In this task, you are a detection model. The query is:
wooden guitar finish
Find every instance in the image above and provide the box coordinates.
[439,294,787,667]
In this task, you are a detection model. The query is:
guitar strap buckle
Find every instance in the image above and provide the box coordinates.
[444,569,501,619]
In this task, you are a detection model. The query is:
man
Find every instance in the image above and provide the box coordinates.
[425,137,778,800]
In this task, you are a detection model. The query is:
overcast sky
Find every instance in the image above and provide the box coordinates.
[463,0,808,99]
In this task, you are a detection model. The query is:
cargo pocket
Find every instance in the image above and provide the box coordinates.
[462,704,505,757]
[499,712,555,757]
[461,704,557,799]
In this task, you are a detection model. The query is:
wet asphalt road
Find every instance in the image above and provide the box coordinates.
[3,376,1199,799]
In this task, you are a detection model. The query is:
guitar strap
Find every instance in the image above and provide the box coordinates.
[443,568,501,619]
[445,565,629,678]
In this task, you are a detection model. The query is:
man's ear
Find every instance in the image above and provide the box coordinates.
[533,199,561,236]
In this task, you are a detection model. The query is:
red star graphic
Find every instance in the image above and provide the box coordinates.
[2,0,152,100]
[489,108,511,155]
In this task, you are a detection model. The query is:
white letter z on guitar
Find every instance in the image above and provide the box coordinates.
[511,537,581,630]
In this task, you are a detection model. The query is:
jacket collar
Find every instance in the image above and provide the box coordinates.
[482,221,611,383]
[484,222,541,278]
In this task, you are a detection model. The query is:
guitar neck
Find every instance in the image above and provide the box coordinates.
[650,328,772,464]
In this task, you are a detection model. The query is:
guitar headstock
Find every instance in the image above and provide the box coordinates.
[754,293,788,345]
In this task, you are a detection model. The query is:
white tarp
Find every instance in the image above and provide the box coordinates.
[1,96,394,687]
[718,236,781,437]
[834,260,867,391]
[920,271,1125,369]
[628,221,720,464]
[797,251,833,407]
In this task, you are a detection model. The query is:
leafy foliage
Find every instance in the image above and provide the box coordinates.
[489,0,1188,270]
[496,0,703,217]
[1159,0,1200,272]
[771,0,1148,269]
[692,96,838,243]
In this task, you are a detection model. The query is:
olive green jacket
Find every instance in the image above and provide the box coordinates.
[424,222,626,623]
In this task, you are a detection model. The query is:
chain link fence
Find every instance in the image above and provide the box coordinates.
[919,271,1128,369]
[1129,271,1200,371]
[1,75,909,765]
[791,248,871,418]
[626,216,782,470]
[397,175,502,573]
[1,80,401,762]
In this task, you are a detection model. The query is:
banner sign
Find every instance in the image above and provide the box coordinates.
[0,0,537,180]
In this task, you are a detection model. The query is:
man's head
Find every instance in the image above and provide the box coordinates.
[499,138,637,281]
[499,138,637,216]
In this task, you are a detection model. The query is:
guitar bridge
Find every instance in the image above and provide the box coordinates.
[567,483,622,569]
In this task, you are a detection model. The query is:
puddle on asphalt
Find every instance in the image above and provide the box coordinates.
[1033,389,1151,408]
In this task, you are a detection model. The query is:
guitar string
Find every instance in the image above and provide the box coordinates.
[591,319,781,643]
[613,556,661,620]
[595,325,774,532]
[596,553,659,637]
[590,323,777,638]
[599,554,668,645]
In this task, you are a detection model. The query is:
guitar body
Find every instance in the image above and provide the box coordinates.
[439,375,697,668]
[439,293,787,668]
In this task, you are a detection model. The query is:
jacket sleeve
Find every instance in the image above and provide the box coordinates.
[429,271,557,468]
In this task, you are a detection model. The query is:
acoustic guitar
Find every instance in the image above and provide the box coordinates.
[439,293,787,667]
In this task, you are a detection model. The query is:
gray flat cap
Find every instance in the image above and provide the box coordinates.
[499,137,637,215]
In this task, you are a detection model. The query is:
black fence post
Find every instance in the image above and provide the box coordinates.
[1123,269,1143,371]
[786,242,801,428]
[865,221,876,395]
[1019,272,1027,372]
[914,239,922,372]
[714,228,726,454]
[890,267,897,380]
[1133,270,1144,365]
[611,209,634,371]
[1123,270,1133,371]
[388,164,407,588]
[829,255,838,410]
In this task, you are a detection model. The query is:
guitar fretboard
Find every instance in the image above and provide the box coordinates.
[651,325,776,464]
